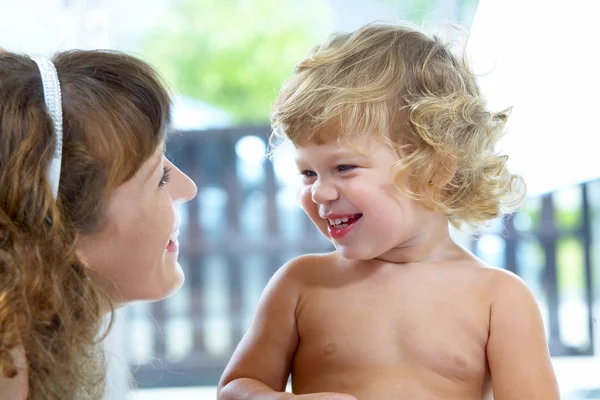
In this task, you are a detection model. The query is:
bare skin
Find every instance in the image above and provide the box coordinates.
[0,346,28,400]
[0,150,196,399]
[218,140,559,400]
[219,248,559,400]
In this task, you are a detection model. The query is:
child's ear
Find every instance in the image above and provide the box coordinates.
[426,154,457,191]
[420,156,457,211]
[422,155,458,194]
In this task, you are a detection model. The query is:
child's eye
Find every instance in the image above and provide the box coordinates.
[337,165,357,172]
[159,166,172,188]
[300,170,317,179]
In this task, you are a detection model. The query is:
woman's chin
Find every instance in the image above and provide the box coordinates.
[148,264,185,301]
[108,263,185,306]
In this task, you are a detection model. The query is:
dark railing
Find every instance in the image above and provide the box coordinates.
[128,126,597,388]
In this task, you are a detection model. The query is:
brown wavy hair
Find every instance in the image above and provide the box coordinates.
[270,21,525,229]
[0,50,170,399]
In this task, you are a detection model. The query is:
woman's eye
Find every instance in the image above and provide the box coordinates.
[159,166,172,187]
[337,165,357,172]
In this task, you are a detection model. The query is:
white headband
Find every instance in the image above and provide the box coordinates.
[31,56,63,199]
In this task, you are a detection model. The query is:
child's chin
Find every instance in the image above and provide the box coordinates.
[335,244,369,261]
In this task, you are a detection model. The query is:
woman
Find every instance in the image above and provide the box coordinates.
[0,50,197,399]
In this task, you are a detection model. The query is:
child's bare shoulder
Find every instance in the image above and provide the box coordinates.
[444,252,531,300]
[279,251,341,281]
[467,259,535,304]
[444,259,537,334]
[477,261,527,284]
[265,252,344,304]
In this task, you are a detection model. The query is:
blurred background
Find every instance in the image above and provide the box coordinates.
[1,0,598,399]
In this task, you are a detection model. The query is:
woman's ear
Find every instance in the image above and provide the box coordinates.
[74,237,91,270]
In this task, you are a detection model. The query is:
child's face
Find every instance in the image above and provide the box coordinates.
[295,137,436,261]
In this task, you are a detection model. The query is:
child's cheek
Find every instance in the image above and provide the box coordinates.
[297,185,312,205]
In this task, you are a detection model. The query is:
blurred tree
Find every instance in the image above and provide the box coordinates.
[374,0,479,27]
[140,0,332,123]
[374,0,437,21]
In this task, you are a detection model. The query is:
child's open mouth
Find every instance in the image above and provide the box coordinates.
[327,214,362,239]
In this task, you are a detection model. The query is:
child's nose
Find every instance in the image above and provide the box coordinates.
[311,179,339,204]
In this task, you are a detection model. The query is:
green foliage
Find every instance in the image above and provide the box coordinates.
[140,0,332,123]
[556,209,582,230]
[557,237,585,292]
[521,197,542,229]
[374,0,479,27]
[373,0,438,21]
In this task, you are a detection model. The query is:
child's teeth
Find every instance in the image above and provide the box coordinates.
[328,217,352,226]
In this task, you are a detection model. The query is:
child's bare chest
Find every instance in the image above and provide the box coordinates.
[293,271,490,395]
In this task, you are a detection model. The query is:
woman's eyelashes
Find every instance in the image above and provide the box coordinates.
[159,166,172,187]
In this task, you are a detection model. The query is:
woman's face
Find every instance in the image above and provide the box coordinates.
[76,147,197,304]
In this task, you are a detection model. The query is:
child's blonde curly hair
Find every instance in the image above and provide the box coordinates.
[270,21,525,230]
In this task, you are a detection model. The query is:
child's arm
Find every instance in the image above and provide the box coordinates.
[486,270,560,400]
[217,256,356,400]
